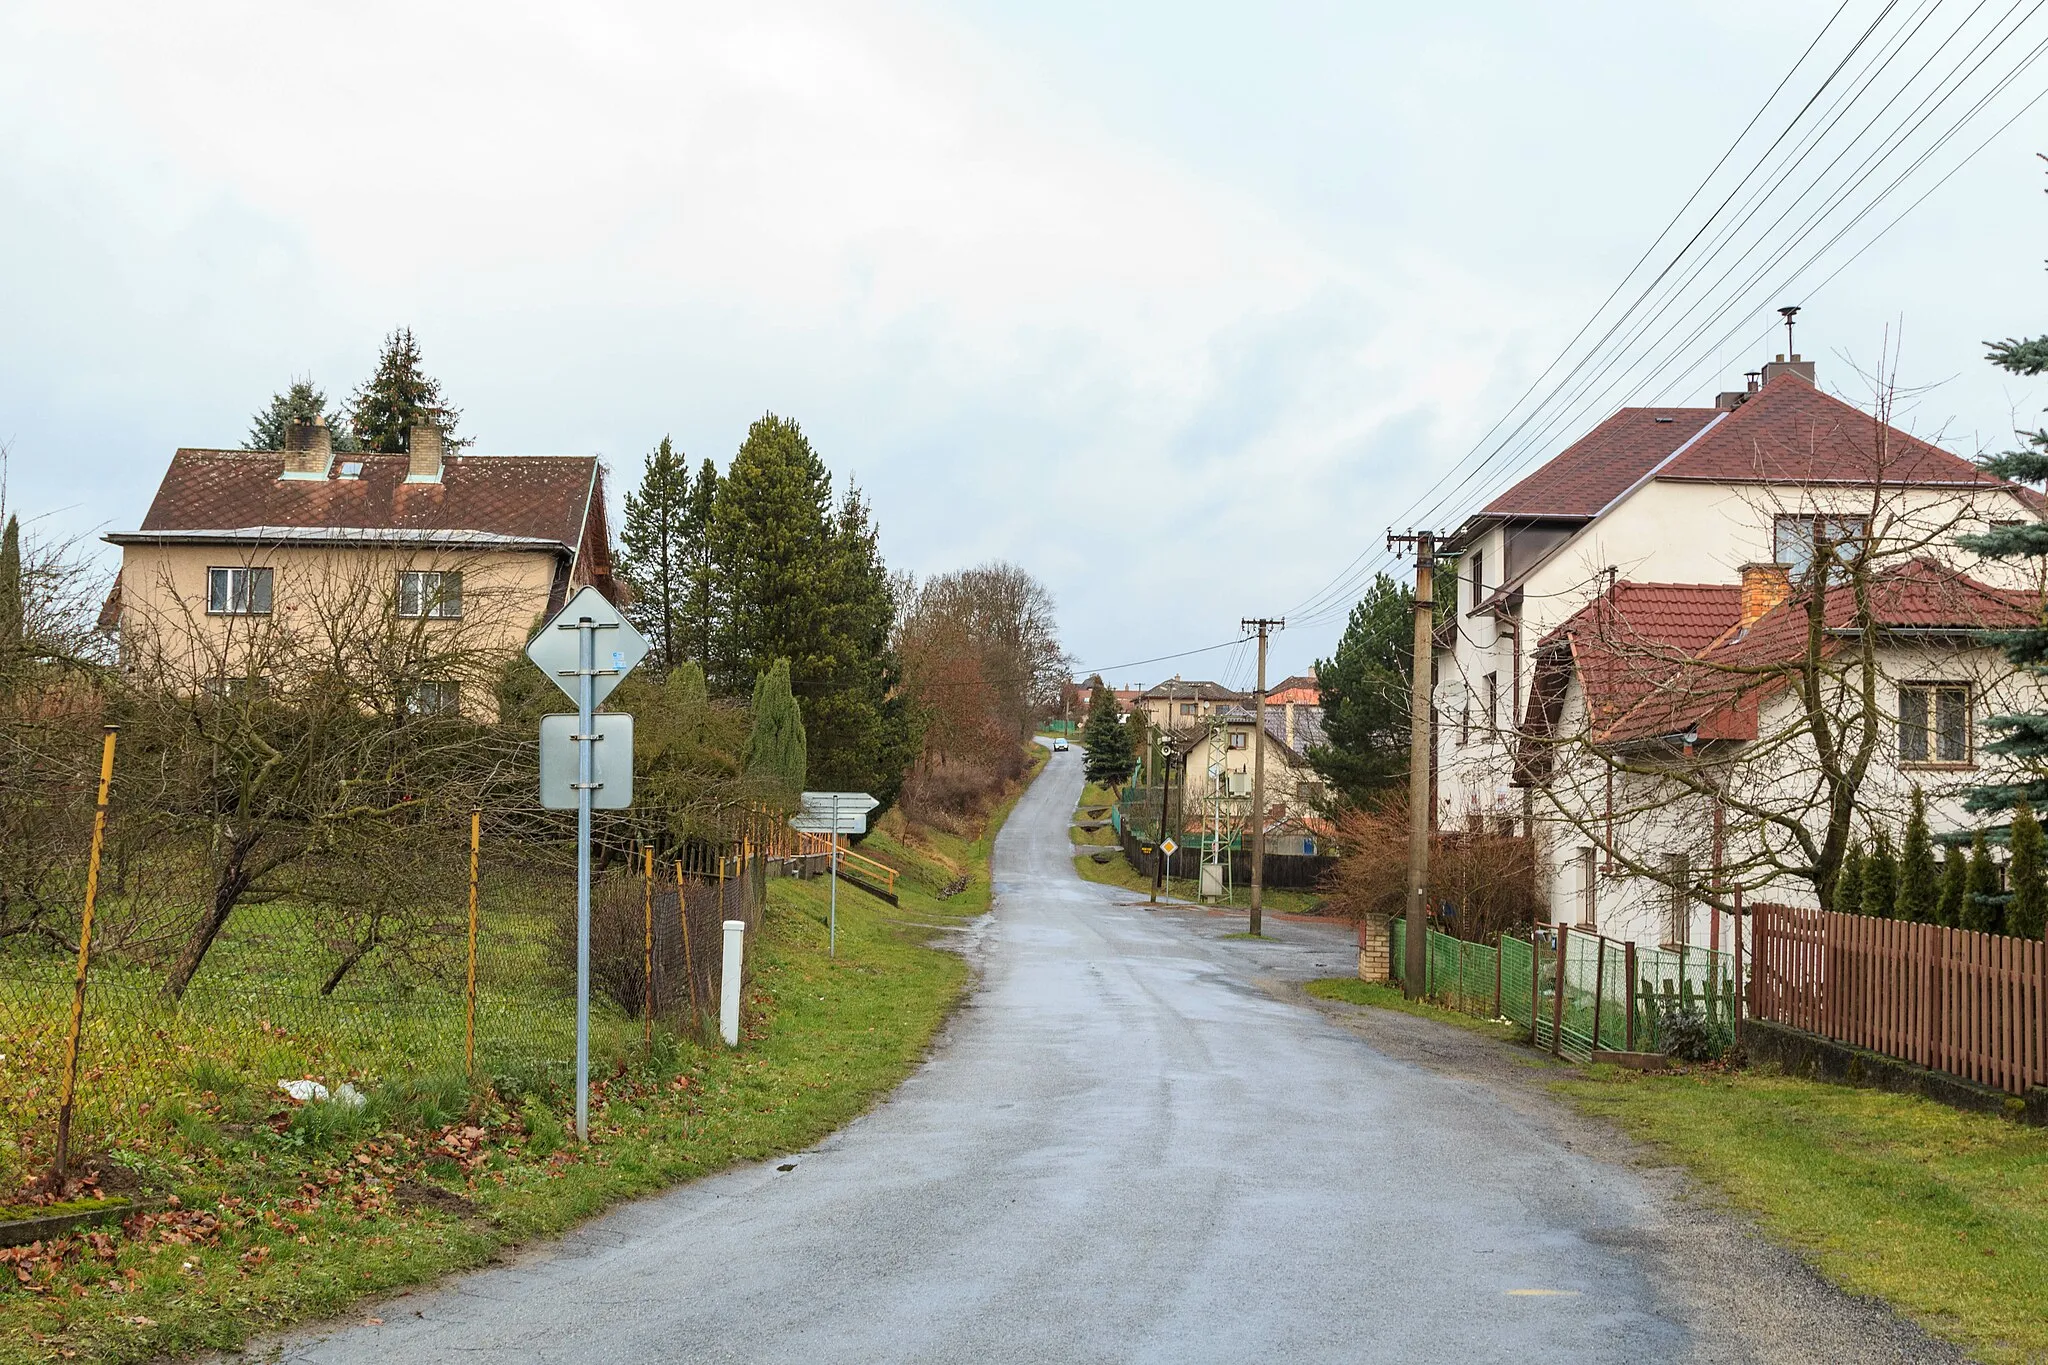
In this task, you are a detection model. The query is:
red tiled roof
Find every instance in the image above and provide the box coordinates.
[121,449,600,550]
[1655,372,2000,487]
[1546,582,1745,740]
[1482,408,1717,517]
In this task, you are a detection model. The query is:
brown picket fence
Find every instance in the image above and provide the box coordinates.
[1750,903,2048,1095]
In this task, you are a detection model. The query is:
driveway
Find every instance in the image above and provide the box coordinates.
[259,745,1954,1364]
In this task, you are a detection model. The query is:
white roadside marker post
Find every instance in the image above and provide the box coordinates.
[720,919,745,1046]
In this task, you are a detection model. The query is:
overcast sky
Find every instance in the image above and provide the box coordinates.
[3,0,2045,688]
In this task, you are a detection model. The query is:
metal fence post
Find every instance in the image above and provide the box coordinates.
[643,844,655,1053]
[1591,934,1607,1054]
[51,724,118,1190]
[1625,940,1638,1052]
[466,808,479,1078]
[1530,929,1540,1045]
[1550,923,1570,1058]
[1493,935,1504,1020]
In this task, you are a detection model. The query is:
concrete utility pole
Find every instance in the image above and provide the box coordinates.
[1242,617,1284,937]
[1387,531,1436,999]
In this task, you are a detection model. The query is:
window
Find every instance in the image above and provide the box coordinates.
[1180,702,1197,717]
[1576,847,1597,928]
[1663,852,1691,948]
[1484,672,1498,735]
[398,570,463,619]
[1228,732,1247,750]
[408,680,460,717]
[1459,700,1471,747]
[206,566,273,615]
[1899,683,1970,765]
[1470,550,1485,611]
[1773,514,1866,580]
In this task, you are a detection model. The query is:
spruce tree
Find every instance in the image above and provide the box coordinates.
[743,658,807,802]
[1308,573,1414,807]
[1860,831,1896,920]
[2009,799,2047,940]
[1081,675,1135,787]
[1896,789,1938,923]
[619,436,693,668]
[245,377,361,452]
[1965,829,2005,934]
[1937,842,1967,928]
[680,458,721,666]
[1832,840,1864,917]
[347,327,465,453]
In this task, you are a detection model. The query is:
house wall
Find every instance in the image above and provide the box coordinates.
[1173,719,1320,830]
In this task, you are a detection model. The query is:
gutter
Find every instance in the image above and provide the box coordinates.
[104,527,570,551]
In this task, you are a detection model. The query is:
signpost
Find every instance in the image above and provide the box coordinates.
[790,791,878,957]
[526,586,647,1142]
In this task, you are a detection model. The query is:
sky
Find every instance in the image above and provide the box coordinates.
[3,0,2045,690]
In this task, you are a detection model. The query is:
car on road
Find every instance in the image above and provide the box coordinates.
[1052,737,1068,751]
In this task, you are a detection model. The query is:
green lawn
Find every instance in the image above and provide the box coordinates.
[1070,846,1326,918]
[1303,977,1524,1040]
[1,784,1028,1364]
[1557,1067,2048,1364]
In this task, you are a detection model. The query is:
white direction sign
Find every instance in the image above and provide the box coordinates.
[525,586,648,709]
[538,714,634,809]
[790,790,880,835]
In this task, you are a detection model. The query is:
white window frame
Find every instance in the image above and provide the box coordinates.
[206,566,273,616]
[397,570,463,620]
[408,680,461,717]
[1899,681,1972,767]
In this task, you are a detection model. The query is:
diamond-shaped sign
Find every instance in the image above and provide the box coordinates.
[525,586,648,709]
[1159,838,1178,857]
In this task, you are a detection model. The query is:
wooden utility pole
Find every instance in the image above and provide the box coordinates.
[1388,531,1436,999]
[1242,617,1284,937]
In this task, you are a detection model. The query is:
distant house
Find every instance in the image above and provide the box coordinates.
[102,420,620,717]
[1164,707,1325,834]
[1132,678,1246,735]
[1263,673,1320,708]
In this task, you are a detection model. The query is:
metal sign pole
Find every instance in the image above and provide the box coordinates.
[829,792,840,958]
[575,615,594,1143]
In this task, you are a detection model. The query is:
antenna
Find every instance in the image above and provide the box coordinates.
[1777,304,1801,356]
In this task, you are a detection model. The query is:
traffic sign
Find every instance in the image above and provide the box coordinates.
[1159,838,1179,857]
[790,790,880,835]
[538,714,634,809]
[525,586,648,709]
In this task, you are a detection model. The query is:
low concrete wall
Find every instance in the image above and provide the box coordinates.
[1741,1018,2048,1127]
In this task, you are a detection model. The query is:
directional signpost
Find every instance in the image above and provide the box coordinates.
[791,791,878,957]
[526,586,647,1142]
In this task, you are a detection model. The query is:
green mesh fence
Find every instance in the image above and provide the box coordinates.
[1388,922,1737,1062]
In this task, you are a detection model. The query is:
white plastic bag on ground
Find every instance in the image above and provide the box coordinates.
[278,1079,330,1103]
[332,1082,367,1110]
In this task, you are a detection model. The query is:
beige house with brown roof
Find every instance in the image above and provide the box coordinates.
[103,420,620,717]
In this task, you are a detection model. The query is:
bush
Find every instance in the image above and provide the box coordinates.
[1656,1002,1724,1062]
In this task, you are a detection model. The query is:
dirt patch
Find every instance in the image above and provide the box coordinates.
[394,1179,479,1219]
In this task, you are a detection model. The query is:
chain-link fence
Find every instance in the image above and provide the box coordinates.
[1390,920,1738,1061]
[1,825,783,1193]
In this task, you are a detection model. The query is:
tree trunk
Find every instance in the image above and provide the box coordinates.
[162,842,256,1000]
[319,930,376,996]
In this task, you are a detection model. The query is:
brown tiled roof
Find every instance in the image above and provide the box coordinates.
[121,449,599,550]
[1655,372,2001,487]
[1482,407,1717,517]
[1140,679,1245,702]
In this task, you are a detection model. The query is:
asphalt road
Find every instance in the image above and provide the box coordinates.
[263,745,1954,1364]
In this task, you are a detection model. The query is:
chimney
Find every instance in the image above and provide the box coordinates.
[406,421,444,483]
[1285,700,1297,751]
[1760,353,1816,387]
[280,417,334,481]
[1740,562,1791,630]
[1714,370,1768,411]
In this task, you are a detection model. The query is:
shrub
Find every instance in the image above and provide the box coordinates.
[1656,1002,1724,1062]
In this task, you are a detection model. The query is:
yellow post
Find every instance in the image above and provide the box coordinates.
[52,725,118,1189]
[642,843,655,1051]
[674,860,701,1016]
[466,808,480,1078]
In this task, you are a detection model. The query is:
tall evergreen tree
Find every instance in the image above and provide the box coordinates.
[245,378,361,452]
[2009,799,2047,940]
[1937,842,1967,928]
[1081,675,1135,787]
[680,458,721,667]
[1308,573,1414,808]
[1860,831,1896,920]
[1896,789,1938,923]
[1965,829,2005,934]
[1833,840,1864,917]
[619,436,693,669]
[347,327,465,453]
[742,658,807,802]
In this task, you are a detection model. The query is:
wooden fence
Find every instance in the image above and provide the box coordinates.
[1750,903,2047,1095]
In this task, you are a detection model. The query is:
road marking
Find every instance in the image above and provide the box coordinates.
[1505,1289,1581,1297]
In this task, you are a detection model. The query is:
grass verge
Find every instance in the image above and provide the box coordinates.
[1,773,1037,1365]
[1555,1066,2048,1364]
[1070,846,1326,917]
[1303,977,1524,1040]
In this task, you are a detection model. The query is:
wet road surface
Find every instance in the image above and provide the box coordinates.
[263,745,1952,1364]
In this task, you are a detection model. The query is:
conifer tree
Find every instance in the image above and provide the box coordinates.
[1937,842,1967,928]
[1832,840,1864,917]
[743,658,807,802]
[1896,789,1938,923]
[680,458,721,666]
[619,436,693,668]
[1860,831,1896,920]
[1081,675,1135,787]
[2009,799,2047,940]
[347,327,465,453]
[1965,829,2005,934]
[1308,574,1414,807]
[245,377,361,452]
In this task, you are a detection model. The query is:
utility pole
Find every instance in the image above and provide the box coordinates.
[1387,530,1436,999]
[1242,617,1284,937]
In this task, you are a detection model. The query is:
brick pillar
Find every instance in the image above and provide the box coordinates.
[1356,912,1391,983]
